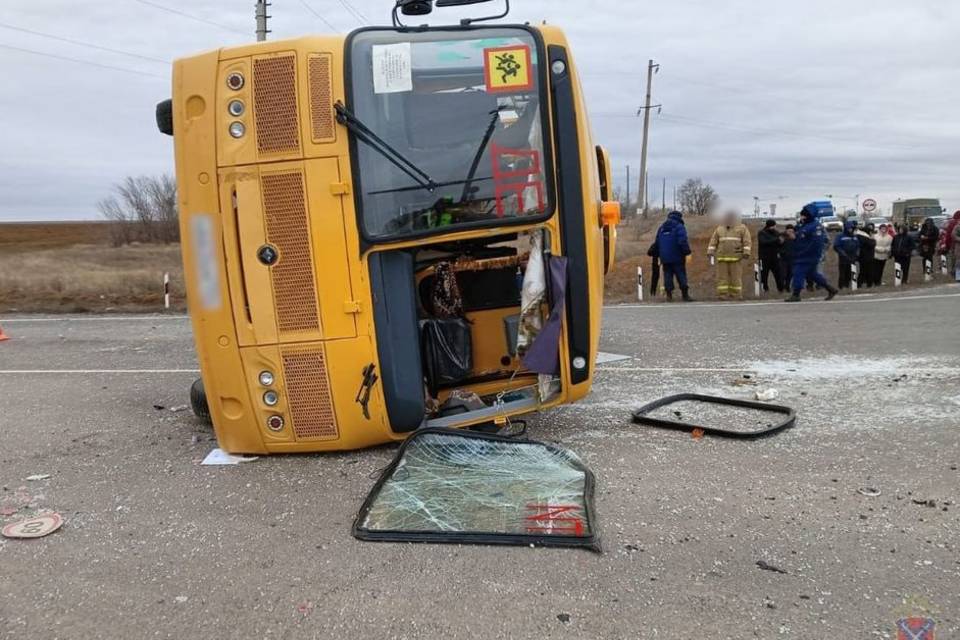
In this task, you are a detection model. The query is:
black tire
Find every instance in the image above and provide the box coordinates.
[156,99,174,136]
[190,378,211,423]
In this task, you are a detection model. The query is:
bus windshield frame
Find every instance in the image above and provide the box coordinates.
[345,25,556,244]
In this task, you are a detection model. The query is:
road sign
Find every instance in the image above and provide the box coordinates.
[2,513,63,539]
[863,198,877,213]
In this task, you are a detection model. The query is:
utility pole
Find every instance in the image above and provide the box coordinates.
[625,165,631,212]
[661,177,666,213]
[256,0,270,42]
[644,171,649,214]
[637,59,660,218]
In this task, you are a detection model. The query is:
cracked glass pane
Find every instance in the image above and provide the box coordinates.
[354,429,597,549]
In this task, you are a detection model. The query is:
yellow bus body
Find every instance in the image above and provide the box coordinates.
[169,25,617,454]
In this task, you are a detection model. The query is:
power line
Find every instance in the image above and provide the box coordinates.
[0,21,169,65]
[334,0,369,24]
[298,0,338,31]
[132,0,248,35]
[0,43,166,78]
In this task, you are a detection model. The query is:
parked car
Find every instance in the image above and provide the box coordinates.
[865,217,893,229]
[820,216,843,232]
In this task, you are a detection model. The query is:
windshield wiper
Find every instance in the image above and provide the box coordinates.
[334,101,437,193]
[460,106,506,203]
[368,175,494,196]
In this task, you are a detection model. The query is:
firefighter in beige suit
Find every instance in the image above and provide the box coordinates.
[707,210,752,300]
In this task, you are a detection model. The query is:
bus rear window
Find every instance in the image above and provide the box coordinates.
[348,28,553,241]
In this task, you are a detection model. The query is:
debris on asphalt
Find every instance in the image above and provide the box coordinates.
[25,474,50,481]
[756,560,789,574]
[755,388,780,402]
[168,405,189,413]
[556,613,571,624]
[296,601,314,617]
[691,428,705,440]
[2,512,63,539]
[633,393,796,439]
[911,498,937,508]
[353,428,599,551]
[153,404,165,411]
[857,487,882,497]
[201,448,259,466]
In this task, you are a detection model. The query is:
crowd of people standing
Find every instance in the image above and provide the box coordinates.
[649,207,960,303]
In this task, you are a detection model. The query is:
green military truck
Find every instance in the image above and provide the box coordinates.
[892,198,944,230]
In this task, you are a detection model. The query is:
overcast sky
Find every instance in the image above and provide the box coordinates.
[1,0,958,221]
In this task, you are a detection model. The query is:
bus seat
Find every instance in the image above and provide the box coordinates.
[369,250,425,433]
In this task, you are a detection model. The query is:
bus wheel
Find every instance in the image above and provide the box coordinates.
[190,378,211,424]
[156,99,173,136]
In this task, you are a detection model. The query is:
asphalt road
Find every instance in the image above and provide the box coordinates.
[1,286,959,639]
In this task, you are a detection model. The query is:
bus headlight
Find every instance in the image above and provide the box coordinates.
[226,72,245,90]
[266,415,284,431]
[228,121,246,138]
[572,356,587,370]
[228,99,245,116]
[263,391,279,407]
[258,371,275,386]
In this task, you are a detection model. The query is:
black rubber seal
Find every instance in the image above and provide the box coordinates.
[548,44,590,385]
[631,393,797,439]
[352,427,601,552]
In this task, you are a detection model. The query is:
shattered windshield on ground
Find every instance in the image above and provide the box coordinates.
[354,429,598,550]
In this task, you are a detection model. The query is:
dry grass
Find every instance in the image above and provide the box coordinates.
[0,243,184,313]
[0,222,113,252]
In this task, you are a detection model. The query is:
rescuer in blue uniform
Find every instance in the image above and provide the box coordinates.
[655,210,694,302]
[786,206,839,302]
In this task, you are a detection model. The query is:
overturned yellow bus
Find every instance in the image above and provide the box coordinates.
[158,10,618,454]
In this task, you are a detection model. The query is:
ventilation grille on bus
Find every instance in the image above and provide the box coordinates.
[252,54,301,155]
[261,171,320,334]
[308,54,335,143]
[281,347,338,440]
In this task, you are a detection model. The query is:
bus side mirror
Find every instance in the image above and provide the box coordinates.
[600,201,621,227]
[600,201,620,275]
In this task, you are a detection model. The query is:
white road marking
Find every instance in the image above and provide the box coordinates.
[0,316,189,323]
[0,369,199,374]
[597,366,754,373]
[607,291,960,310]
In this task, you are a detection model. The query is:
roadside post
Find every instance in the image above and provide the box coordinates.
[851,263,859,291]
[894,263,903,287]
[924,259,933,282]
[637,266,644,302]
[940,255,948,276]
[164,272,171,310]
[754,261,761,297]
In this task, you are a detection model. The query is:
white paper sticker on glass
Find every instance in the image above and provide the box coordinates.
[372,42,413,94]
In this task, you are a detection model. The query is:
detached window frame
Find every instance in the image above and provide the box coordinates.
[344,26,557,245]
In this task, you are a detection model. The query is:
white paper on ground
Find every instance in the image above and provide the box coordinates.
[372,42,412,94]
[201,448,259,466]
[595,352,632,365]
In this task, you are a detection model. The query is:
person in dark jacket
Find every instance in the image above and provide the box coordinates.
[891,224,917,283]
[646,240,661,297]
[917,218,941,271]
[654,210,694,302]
[855,223,877,288]
[779,224,795,287]
[757,219,784,293]
[833,220,861,289]
[786,206,838,302]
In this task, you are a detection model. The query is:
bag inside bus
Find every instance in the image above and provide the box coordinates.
[368,229,563,433]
